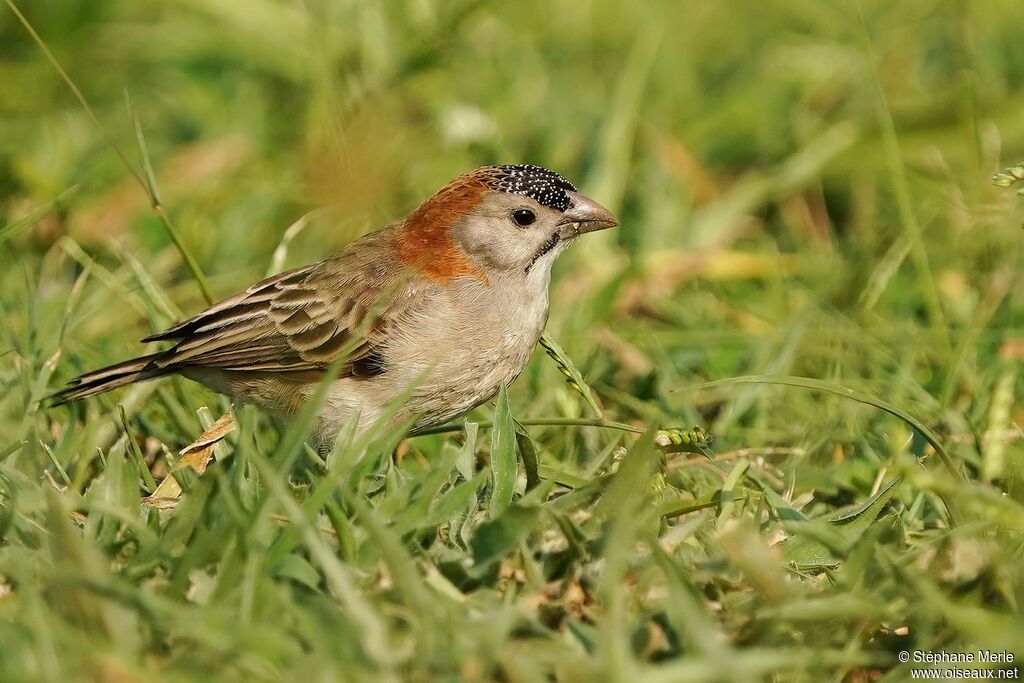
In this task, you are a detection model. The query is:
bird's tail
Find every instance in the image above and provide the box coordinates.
[49,353,170,405]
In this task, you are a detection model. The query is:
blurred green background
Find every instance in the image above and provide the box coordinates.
[1,1,1023,681]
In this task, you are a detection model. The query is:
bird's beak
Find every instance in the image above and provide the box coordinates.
[557,190,618,239]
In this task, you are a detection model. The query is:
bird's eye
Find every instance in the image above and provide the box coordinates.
[511,209,536,227]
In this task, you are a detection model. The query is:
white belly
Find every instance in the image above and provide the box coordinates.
[312,273,551,447]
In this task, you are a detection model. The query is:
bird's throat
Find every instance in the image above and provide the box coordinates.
[525,232,561,273]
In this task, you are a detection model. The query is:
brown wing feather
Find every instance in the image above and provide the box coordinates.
[144,228,425,376]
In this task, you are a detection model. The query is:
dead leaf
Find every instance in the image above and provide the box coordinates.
[144,411,235,501]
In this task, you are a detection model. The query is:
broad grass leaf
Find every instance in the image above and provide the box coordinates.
[488,384,517,518]
[716,457,750,526]
[781,478,902,570]
[389,441,461,532]
[472,505,541,566]
[398,470,488,534]
[455,421,478,480]
[513,419,541,490]
[650,542,728,658]
[594,428,657,520]
[748,473,807,522]
[275,554,323,592]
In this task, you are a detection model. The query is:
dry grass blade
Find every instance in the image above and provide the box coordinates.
[145,411,236,501]
[266,208,330,276]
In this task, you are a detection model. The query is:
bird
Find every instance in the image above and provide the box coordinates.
[52,164,618,451]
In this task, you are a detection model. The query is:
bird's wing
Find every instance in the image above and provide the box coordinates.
[145,231,427,376]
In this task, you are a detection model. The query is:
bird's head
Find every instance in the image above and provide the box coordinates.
[397,164,618,283]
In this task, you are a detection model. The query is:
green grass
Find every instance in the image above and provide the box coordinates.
[2,0,1024,681]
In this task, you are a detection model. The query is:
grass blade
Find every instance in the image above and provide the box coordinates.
[694,375,961,482]
[539,331,603,417]
[4,0,215,305]
[124,91,215,305]
[858,12,948,354]
[0,186,78,247]
[488,384,517,518]
[118,404,156,493]
[695,374,962,525]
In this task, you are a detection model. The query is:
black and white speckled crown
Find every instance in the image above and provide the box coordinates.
[484,164,577,212]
